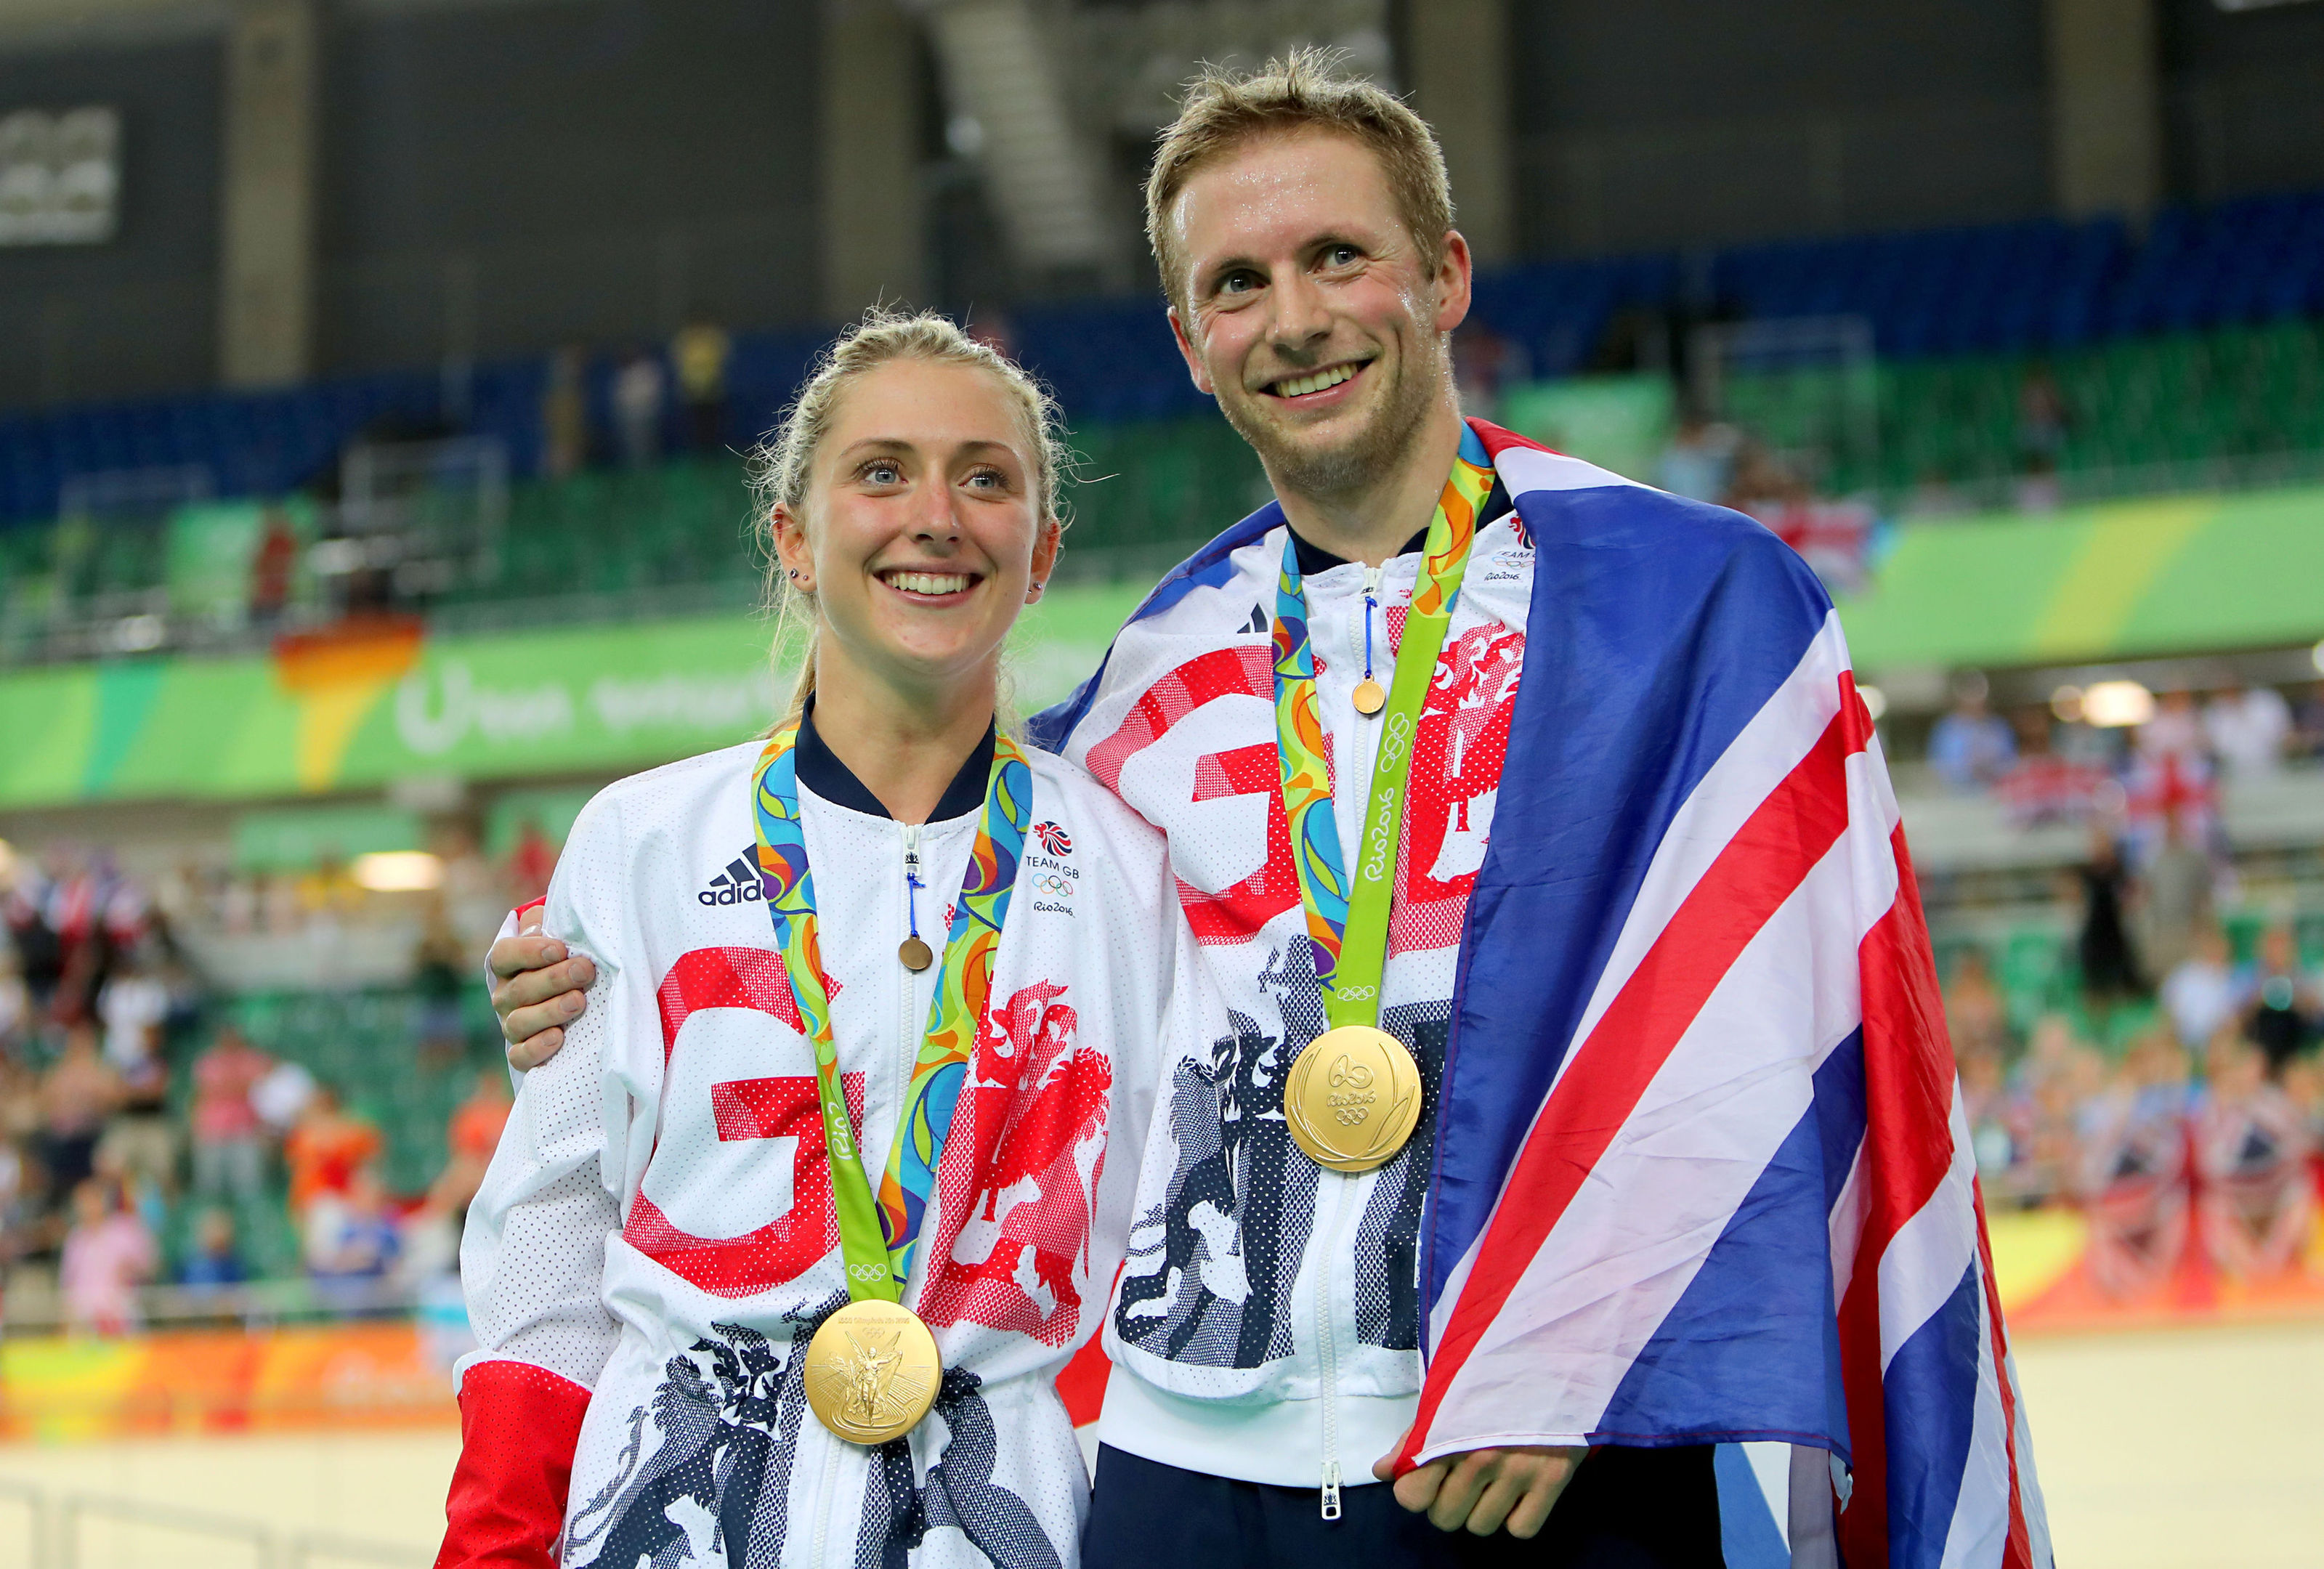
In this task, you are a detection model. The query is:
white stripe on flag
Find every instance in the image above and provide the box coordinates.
[1937,1258,2015,1569]
[1430,614,1854,1350]
[1420,798,1890,1450]
[1876,1087,1983,1371]
[1494,445,1651,496]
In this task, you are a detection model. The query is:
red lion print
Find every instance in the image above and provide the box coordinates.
[918,981,1112,1345]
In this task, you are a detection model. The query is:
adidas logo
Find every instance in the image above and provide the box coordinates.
[699,853,766,906]
[1244,605,1268,634]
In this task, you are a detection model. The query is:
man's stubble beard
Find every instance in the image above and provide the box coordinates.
[1218,336,1449,509]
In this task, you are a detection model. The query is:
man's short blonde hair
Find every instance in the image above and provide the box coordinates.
[1144,46,1454,315]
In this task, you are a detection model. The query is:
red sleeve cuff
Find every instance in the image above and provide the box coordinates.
[437,1361,591,1569]
[514,897,547,919]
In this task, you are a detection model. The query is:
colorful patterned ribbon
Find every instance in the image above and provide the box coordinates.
[751,723,1032,1301]
[1273,439,1497,1029]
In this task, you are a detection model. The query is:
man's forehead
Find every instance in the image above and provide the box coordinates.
[1170,129,1401,259]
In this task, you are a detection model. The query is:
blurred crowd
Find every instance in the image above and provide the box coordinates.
[0,845,512,1336]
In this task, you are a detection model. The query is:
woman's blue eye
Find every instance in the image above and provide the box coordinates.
[865,462,901,484]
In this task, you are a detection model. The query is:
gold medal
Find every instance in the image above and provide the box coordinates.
[898,934,934,971]
[1351,678,1388,715]
[804,1299,942,1445]
[1284,1025,1422,1173]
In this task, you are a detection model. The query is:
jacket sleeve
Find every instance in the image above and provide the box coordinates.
[438,800,636,1569]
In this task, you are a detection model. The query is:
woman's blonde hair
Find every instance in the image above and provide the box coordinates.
[747,308,1070,721]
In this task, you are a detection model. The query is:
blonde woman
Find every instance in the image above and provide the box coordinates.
[438,313,1196,1569]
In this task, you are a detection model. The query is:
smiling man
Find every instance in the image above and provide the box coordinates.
[490,50,2046,1569]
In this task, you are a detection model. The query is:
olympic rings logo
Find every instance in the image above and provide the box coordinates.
[847,1262,890,1283]
[1031,872,1074,896]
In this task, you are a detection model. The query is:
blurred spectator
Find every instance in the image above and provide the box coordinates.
[97,1014,174,1199]
[97,951,165,1071]
[180,1207,247,1292]
[40,1024,121,1200]
[429,1070,511,1216]
[190,1026,275,1204]
[1451,323,1515,419]
[0,946,28,1054]
[612,350,666,468]
[1928,673,2016,792]
[2013,366,2068,514]
[1943,947,2012,1061]
[2074,827,2145,1015]
[2136,689,2205,762]
[306,1166,400,1305]
[1654,411,1747,504]
[671,319,732,454]
[2203,682,2291,779]
[506,819,558,907]
[542,346,589,480]
[251,1055,317,1135]
[2137,808,2214,978]
[60,1178,155,1334]
[2075,1033,2190,1299]
[2162,926,2240,1051]
[283,1084,381,1221]
[2289,681,2324,760]
[2194,1039,2314,1280]
[248,506,300,628]
[413,906,468,1065]
[2240,925,2320,1079]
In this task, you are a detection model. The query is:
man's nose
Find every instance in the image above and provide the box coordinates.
[1267,269,1333,353]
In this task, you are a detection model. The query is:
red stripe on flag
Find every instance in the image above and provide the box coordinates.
[1402,707,1858,1466]
[1835,824,1961,1569]
[1974,1177,2036,1569]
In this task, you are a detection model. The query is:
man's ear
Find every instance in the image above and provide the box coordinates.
[1433,230,1474,336]
[1167,305,1215,397]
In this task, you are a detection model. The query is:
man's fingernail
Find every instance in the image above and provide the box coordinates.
[562,996,582,1015]
[544,941,565,960]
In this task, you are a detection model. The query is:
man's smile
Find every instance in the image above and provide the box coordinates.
[1260,357,1374,400]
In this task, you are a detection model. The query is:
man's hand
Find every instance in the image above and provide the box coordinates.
[490,904,596,1071]
[1374,1434,1584,1538]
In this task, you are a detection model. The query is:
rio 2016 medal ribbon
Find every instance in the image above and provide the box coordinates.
[1271,446,1495,1173]
[751,718,1030,1443]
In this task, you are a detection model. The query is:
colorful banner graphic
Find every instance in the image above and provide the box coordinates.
[1841,484,2324,673]
[0,1323,454,1443]
[0,580,1149,811]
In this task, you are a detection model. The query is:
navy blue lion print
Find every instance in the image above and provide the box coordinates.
[851,1366,1061,1569]
[562,1300,838,1569]
[1112,941,1452,1368]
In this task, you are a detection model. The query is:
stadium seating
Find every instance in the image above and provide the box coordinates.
[6,189,2323,531]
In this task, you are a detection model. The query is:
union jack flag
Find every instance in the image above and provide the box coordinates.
[1398,426,2049,1568]
[1035,420,2050,1568]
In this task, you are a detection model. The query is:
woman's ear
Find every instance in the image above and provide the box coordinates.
[771,503,814,592]
[1026,516,1063,602]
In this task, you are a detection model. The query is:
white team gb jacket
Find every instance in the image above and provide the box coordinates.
[441,736,1197,1569]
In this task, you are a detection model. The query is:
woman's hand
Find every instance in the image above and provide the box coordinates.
[1374,1432,1585,1538]
[490,905,596,1071]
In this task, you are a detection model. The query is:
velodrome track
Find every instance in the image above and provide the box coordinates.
[0,1321,2313,1568]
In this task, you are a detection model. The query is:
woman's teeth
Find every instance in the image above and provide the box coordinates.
[883,571,973,596]
[1273,363,1359,398]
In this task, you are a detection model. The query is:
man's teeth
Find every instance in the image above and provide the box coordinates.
[884,571,972,596]
[1274,363,1359,398]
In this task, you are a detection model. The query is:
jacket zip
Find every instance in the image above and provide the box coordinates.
[901,822,926,1090]
[1319,572,1391,1520]
[1314,1170,1356,1517]
[806,1427,843,1567]
[1358,564,1384,698]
